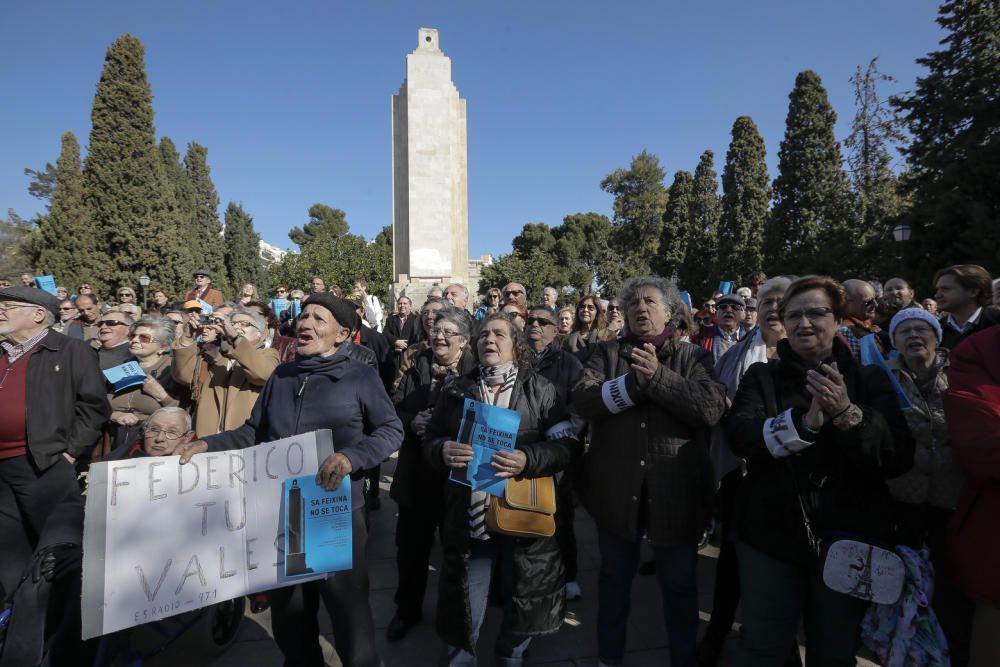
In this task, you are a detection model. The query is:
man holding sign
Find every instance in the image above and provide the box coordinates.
[176,292,403,667]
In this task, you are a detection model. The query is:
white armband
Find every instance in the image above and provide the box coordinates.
[601,375,636,414]
[546,419,577,441]
[762,408,814,459]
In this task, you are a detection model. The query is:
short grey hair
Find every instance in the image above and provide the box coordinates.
[618,276,684,330]
[446,283,470,301]
[143,407,192,433]
[218,301,240,312]
[757,276,795,304]
[232,305,266,331]
[433,306,472,341]
[130,316,176,348]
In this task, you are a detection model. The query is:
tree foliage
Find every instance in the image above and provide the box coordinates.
[184,142,227,294]
[81,34,186,295]
[288,204,349,247]
[767,71,854,276]
[159,137,197,281]
[0,210,37,278]
[654,170,693,280]
[34,132,104,288]
[718,119,770,286]
[25,163,58,203]
[892,0,1000,286]
[600,151,668,292]
[223,202,262,291]
[682,150,725,300]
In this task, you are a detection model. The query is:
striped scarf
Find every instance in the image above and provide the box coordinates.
[469,363,518,540]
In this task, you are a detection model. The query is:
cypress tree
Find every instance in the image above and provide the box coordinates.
[159,137,197,280]
[718,118,771,285]
[82,34,186,295]
[655,170,693,280]
[892,0,1000,285]
[767,71,854,276]
[223,202,262,290]
[184,142,227,295]
[35,132,106,288]
[682,151,723,301]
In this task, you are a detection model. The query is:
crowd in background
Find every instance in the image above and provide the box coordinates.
[1,262,999,667]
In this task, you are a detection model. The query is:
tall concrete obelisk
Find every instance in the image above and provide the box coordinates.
[392,28,469,303]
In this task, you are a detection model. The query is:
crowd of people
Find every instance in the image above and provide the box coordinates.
[1,261,999,667]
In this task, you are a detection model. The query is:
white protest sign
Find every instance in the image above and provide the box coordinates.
[81,430,334,639]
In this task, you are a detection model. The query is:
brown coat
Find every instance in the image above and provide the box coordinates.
[172,336,279,437]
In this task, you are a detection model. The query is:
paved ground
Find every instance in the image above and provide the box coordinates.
[195,457,876,666]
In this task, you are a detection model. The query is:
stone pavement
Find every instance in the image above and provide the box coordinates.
[199,457,876,667]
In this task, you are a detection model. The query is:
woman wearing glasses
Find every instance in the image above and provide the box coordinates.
[562,294,614,357]
[474,287,503,321]
[724,276,914,665]
[104,317,181,456]
[116,287,137,306]
[386,307,476,643]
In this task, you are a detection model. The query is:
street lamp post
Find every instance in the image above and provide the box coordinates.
[138,275,150,311]
[892,223,912,274]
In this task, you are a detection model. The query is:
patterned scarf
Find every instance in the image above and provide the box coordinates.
[469,362,518,540]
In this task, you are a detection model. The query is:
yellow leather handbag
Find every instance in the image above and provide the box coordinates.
[485,475,557,538]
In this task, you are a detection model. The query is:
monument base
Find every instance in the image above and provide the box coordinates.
[392,274,470,310]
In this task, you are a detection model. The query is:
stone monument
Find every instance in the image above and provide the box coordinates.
[391,28,470,306]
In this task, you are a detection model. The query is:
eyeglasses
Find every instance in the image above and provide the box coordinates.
[231,319,261,331]
[194,274,209,279]
[696,318,714,325]
[143,428,191,441]
[606,305,622,312]
[97,319,128,327]
[117,293,134,299]
[129,333,158,344]
[717,304,744,312]
[276,289,287,294]
[429,328,462,339]
[59,306,77,311]
[525,316,555,327]
[783,307,834,323]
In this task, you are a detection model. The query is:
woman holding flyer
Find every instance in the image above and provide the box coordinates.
[424,312,578,666]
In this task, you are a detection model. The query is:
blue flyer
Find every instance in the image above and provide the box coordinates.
[102,361,146,393]
[270,298,290,318]
[717,281,734,295]
[34,275,58,296]
[283,475,352,578]
[679,291,693,311]
[448,398,521,497]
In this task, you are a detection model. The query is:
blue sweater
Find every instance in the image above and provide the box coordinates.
[203,346,403,482]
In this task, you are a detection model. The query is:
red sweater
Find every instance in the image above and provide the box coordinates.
[0,354,31,459]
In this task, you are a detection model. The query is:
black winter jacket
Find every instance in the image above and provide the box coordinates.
[17,330,110,470]
[423,368,576,653]
[573,339,726,547]
[531,341,583,406]
[390,347,475,506]
[724,338,914,566]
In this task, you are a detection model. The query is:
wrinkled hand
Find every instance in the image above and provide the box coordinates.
[442,440,474,468]
[317,452,353,491]
[491,449,527,478]
[630,343,660,388]
[185,312,201,338]
[111,411,140,426]
[806,362,850,416]
[394,339,409,352]
[803,395,827,432]
[176,439,208,464]
[411,409,432,436]
[142,376,170,402]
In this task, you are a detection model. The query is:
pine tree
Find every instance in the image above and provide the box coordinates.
[655,171,693,280]
[682,151,723,301]
[288,204,349,247]
[767,71,854,276]
[600,150,668,293]
[718,119,771,285]
[82,34,185,295]
[892,0,1000,286]
[33,133,105,287]
[159,137,197,281]
[223,202,262,291]
[184,142,227,295]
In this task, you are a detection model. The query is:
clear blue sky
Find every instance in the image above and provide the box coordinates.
[2,1,943,258]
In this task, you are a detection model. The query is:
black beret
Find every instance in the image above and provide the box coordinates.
[0,286,62,319]
[302,293,359,331]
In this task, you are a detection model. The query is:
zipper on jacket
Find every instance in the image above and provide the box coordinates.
[294,375,310,433]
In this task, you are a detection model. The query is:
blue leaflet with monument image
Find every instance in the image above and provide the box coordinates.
[102,361,146,393]
[34,275,58,296]
[448,398,521,498]
[717,281,734,295]
[283,475,352,578]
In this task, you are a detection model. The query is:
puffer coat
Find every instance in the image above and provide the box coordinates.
[423,367,576,654]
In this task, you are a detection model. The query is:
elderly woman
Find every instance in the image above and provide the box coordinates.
[104,317,181,455]
[115,287,137,307]
[573,276,726,667]
[392,296,447,390]
[500,302,526,329]
[699,276,792,665]
[475,287,503,320]
[386,307,476,643]
[557,306,574,339]
[605,298,625,333]
[562,294,614,356]
[424,313,577,665]
[172,305,280,437]
[886,307,970,663]
[95,309,135,369]
[724,276,914,665]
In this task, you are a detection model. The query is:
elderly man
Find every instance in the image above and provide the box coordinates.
[839,278,881,357]
[311,276,327,294]
[20,273,35,288]
[696,293,748,363]
[74,294,103,342]
[502,282,528,310]
[53,299,83,339]
[106,406,195,459]
[176,293,403,667]
[542,286,559,309]
[443,283,470,311]
[884,277,918,311]
[184,268,225,308]
[0,286,109,664]
[384,296,419,358]
[353,280,385,332]
[95,309,135,369]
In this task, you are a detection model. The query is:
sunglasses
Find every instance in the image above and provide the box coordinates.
[276,289,288,293]
[525,316,555,327]
[129,333,158,344]
[97,319,128,327]
[696,318,714,325]
[59,306,77,311]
